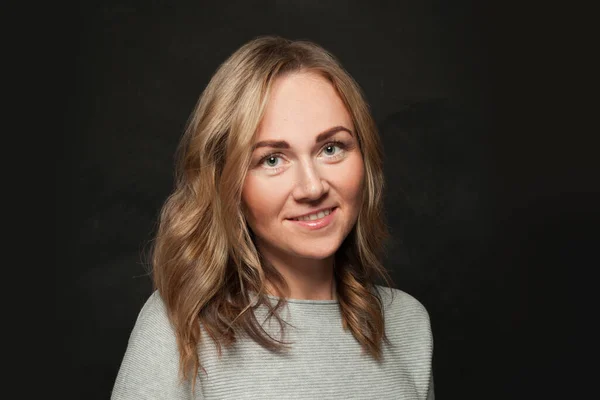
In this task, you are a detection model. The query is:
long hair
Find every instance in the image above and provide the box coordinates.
[151,35,394,391]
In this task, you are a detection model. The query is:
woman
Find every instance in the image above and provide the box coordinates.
[112,36,434,399]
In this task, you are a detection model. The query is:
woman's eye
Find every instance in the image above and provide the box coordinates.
[322,143,343,157]
[262,155,281,168]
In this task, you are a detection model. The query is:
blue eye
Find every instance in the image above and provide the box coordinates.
[322,142,345,157]
[262,155,281,168]
[323,144,338,155]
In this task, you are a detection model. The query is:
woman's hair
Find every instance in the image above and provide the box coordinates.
[151,35,394,390]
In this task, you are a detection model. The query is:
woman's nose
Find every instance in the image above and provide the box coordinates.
[292,161,329,201]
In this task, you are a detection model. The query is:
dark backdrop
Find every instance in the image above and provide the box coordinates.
[58,1,595,399]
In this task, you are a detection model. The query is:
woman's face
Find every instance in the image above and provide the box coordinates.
[242,71,365,263]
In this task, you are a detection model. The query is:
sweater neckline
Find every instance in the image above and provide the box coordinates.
[248,291,339,305]
[265,293,339,304]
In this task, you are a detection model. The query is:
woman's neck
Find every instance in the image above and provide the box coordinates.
[258,245,337,301]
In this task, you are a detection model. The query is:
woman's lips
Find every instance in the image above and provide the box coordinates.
[287,207,337,230]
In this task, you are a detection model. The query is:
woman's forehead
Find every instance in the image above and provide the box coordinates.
[254,72,353,143]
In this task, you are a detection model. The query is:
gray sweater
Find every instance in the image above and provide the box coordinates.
[111,285,434,399]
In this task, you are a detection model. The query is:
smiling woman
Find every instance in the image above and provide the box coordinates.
[111,36,434,400]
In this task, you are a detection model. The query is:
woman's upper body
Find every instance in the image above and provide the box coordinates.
[111,285,434,399]
[111,35,435,399]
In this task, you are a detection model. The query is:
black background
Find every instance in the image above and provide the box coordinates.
[58,1,595,398]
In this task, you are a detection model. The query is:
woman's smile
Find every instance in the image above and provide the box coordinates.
[286,207,338,230]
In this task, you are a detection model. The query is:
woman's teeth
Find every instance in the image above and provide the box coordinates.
[292,208,333,221]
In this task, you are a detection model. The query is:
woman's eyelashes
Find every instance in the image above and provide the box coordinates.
[256,140,352,172]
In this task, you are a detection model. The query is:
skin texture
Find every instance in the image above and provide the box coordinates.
[241,72,365,300]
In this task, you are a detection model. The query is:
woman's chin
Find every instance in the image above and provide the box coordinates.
[291,245,339,261]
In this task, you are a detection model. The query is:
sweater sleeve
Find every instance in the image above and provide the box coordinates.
[111,291,194,400]
[427,374,435,400]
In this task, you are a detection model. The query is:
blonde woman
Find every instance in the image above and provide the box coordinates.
[111,36,434,399]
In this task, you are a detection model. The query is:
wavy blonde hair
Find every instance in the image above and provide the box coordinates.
[151,35,395,391]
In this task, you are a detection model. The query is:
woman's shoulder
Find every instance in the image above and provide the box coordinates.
[373,285,432,335]
[111,290,187,399]
[372,286,434,397]
[374,285,429,313]
[132,290,169,323]
[125,290,176,348]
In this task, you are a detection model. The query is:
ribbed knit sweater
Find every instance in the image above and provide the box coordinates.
[111,285,434,399]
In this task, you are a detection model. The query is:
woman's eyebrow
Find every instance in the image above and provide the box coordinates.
[252,126,353,150]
